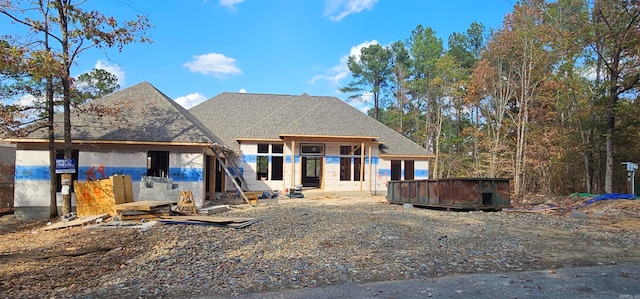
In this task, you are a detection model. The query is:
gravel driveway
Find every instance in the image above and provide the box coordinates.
[1,193,639,298]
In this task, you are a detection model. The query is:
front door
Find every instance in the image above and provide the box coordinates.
[302,157,322,187]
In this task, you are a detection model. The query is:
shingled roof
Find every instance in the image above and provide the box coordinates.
[189,92,433,157]
[20,82,220,145]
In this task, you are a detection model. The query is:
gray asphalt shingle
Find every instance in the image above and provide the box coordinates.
[189,92,433,157]
[23,82,219,144]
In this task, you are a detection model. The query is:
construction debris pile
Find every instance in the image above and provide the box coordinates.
[44,174,261,231]
[506,193,639,220]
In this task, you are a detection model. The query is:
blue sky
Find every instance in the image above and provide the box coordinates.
[66,0,516,110]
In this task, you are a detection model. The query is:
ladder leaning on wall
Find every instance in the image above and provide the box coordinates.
[210,144,254,206]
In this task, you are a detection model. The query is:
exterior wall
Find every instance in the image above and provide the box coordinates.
[79,150,147,198]
[232,143,282,192]
[14,145,206,220]
[232,141,429,193]
[320,142,379,192]
[169,152,205,207]
[14,149,62,219]
[0,143,15,213]
[377,159,430,181]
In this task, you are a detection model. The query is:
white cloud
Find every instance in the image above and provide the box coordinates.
[184,53,242,78]
[15,94,40,107]
[95,60,126,87]
[220,0,244,9]
[309,40,378,86]
[582,65,597,81]
[238,88,247,93]
[325,0,378,22]
[174,93,208,109]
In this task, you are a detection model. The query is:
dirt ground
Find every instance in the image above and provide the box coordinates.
[0,193,639,298]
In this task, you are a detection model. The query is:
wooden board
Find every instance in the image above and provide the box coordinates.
[43,214,110,231]
[119,207,171,216]
[120,213,170,221]
[122,175,134,203]
[114,201,172,211]
[170,215,255,223]
[158,218,260,229]
[74,175,134,216]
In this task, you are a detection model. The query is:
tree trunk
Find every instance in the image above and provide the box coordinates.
[604,91,616,194]
[40,2,58,219]
[48,77,57,218]
[57,0,73,214]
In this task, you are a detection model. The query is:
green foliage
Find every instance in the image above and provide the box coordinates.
[74,68,120,104]
[340,43,392,120]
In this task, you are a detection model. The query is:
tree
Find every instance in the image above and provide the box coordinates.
[486,0,555,196]
[544,0,598,193]
[589,0,640,193]
[75,68,120,104]
[407,25,443,151]
[340,43,392,120]
[430,53,465,178]
[388,41,412,134]
[1,0,151,216]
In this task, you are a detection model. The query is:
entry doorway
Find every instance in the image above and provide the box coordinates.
[205,155,225,201]
[302,157,322,188]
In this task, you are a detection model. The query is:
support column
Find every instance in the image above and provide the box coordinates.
[359,141,364,191]
[368,143,372,192]
[290,140,296,188]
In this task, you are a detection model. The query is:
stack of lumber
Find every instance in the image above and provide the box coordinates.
[114,200,172,221]
[74,175,133,216]
[44,214,110,231]
[158,215,259,229]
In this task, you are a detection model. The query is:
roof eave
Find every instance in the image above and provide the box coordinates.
[4,138,212,147]
[279,134,380,142]
[379,153,435,160]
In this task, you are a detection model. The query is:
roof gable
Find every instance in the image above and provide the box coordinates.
[190,92,432,156]
[22,82,220,144]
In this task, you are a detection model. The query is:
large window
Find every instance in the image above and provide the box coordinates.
[256,156,268,180]
[340,146,351,181]
[255,144,284,181]
[340,145,364,181]
[354,157,363,181]
[271,156,283,180]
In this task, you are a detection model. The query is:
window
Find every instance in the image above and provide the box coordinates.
[256,156,268,180]
[339,146,351,181]
[391,160,401,181]
[257,144,269,153]
[340,146,351,155]
[271,156,283,180]
[147,151,169,177]
[339,146,364,181]
[340,157,351,181]
[272,144,284,153]
[404,160,415,180]
[300,144,324,155]
[354,157,363,181]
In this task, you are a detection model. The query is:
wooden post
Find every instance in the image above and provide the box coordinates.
[61,173,72,214]
[290,140,296,189]
[360,141,365,191]
[368,143,372,192]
